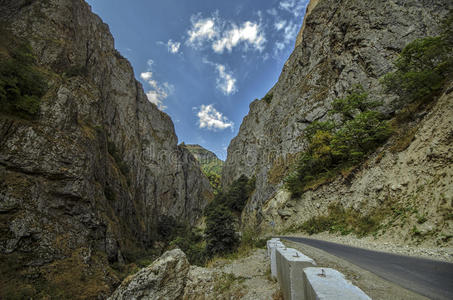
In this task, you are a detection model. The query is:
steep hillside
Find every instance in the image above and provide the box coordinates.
[223,0,452,243]
[183,144,224,176]
[0,0,212,297]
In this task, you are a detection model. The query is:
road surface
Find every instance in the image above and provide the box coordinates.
[283,236,453,300]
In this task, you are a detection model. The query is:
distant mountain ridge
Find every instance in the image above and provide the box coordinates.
[182,144,224,176]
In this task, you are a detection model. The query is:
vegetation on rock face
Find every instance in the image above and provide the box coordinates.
[183,144,224,192]
[294,202,381,237]
[262,92,273,104]
[285,86,391,197]
[382,11,453,107]
[157,216,207,266]
[0,28,48,119]
[286,11,452,199]
[204,175,255,257]
[205,203,239,257]
[286,12,453,237]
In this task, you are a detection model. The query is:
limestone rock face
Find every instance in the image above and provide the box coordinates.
[0,0,212,295]
[223,0,451,227]
[109,249,190,300]
[261,90,453,245]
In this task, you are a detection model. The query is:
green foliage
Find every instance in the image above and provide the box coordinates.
[297,203,380,237]
[157,215,207,265]
[331,86,380,120]
[169,233,206,266]
[201,159,223,176]
[0,29,48,119]
[202,175,255,258]
[206,172,221,193]
[223,175,255,212]
[205,202,239,257]
[382,12,453,106]
[286,89,391,197]
[262,92,273,104]
[331,111,392,162]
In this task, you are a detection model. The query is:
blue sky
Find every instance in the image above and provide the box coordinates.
[86,0,309,160]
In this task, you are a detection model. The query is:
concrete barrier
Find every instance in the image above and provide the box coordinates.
[266,238,281,257]
[276,247,316,300]
[267,239,285,279]
[303,267,371,300]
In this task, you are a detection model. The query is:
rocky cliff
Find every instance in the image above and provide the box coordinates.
[223,0,452,240]
[0,0,212,297]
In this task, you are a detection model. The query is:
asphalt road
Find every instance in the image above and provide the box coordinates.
[283,236,453,300]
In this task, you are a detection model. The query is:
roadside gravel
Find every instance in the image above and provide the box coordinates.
[206,248,281,299]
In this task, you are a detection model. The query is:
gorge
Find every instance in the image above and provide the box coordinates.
[0,0,452,298]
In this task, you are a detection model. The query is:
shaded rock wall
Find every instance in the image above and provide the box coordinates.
[0,0,212,295]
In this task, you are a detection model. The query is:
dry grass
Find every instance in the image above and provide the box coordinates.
[267,153,299,184]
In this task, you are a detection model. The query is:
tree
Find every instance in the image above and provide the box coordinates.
[382,12,453,106]
[285,88,391,197]
[205,203,239,256]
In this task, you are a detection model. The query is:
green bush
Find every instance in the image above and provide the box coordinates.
[205,203,239,257]
[262,92,273,104]
[297,203,380,237]
[201,175,255,259]
[382,12,453,106]
[156,215,207,265]
[224,175,255,212]
[330,87,380,120]
[286,88,391,197]
[169,233,206,266]
[0,30,47,119]
[206,172,221,193]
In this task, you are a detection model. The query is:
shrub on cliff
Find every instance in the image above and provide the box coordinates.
[202,175,254,257]
[382,11,453,106]
[224,174,255,212]
[204,202,239,257]
[0,30,48,119]
[286,87,391,197]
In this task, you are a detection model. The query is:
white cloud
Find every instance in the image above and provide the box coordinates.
[282,21,299,44]
[140,61,174,110]
[279,0,308,18]
[275,42,285,51]
[196,104,234,131]
[167,39,181,53]
[273,20,299,54]
[146,90,167,110]
[274,20,287,31]
[203,60,237,95]
[279,0,295,11]
[140,71,153,81]
[267,8,278,16]
[215,64,237,95]
[187,15,219,47]
[212,21,266,53]
[186,13,266,54]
